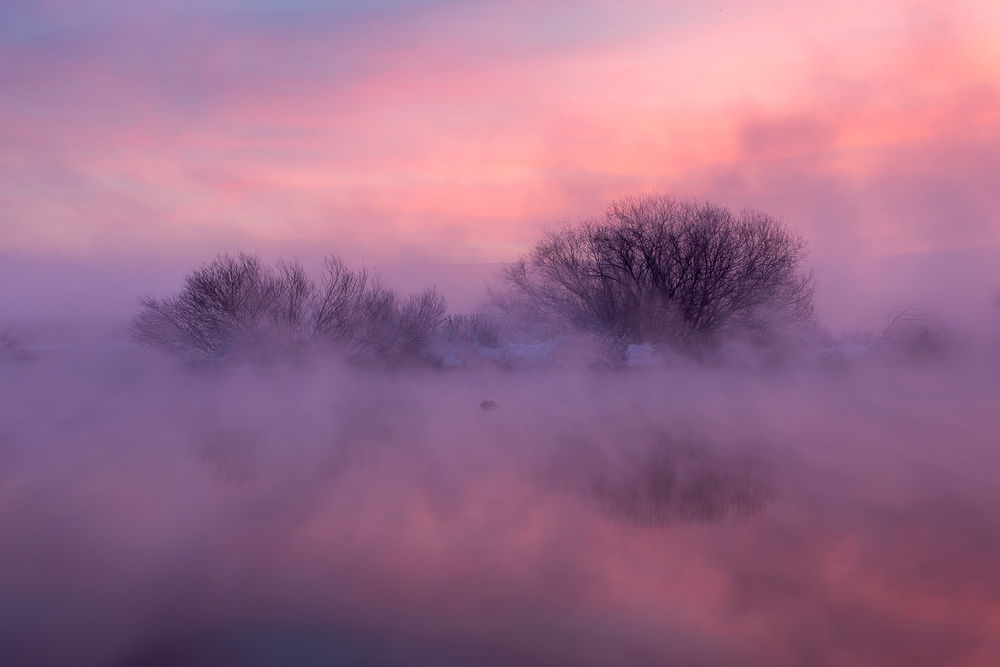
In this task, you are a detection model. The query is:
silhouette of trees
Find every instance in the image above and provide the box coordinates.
[499,194,814,345]
[442,313,501,348]
[131,195,815,364]
[131,253,445,364]
[877,304,952,361]
[1,325,32,361]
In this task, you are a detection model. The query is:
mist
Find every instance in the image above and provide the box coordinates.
[2,195,999,667]
[4,0,1000,663]
[3,288,1000,665]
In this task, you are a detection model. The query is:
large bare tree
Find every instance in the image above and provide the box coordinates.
[500,195,814,345]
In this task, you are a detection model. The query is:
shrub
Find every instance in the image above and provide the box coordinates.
[131,253,445,364]
[442,313,501,348]
[877,304,953,362]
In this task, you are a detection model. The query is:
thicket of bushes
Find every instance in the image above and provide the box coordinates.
[129,195,825,366]
[131,253,445,364]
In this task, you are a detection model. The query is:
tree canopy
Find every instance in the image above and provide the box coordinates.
[500,194,815,345]
[131,253,445,364]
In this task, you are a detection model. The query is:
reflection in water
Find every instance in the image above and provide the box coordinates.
[1,356,999,665]
[544,434,773,524]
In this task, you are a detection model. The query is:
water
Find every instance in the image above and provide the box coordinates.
[2,354,998,665]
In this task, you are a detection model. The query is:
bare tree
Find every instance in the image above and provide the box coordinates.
[397,288,448,355]
[132,253,277,360]
[131,253,446,364]
[499,194,814,345]
[878,304,951,361]
[442,313,501,348]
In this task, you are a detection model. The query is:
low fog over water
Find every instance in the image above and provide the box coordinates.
[4,0,999,663]
[2,336,999,665]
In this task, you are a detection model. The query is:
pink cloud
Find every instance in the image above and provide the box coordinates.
[2,0,997,325]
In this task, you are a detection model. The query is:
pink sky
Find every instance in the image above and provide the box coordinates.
[2,0,998,325]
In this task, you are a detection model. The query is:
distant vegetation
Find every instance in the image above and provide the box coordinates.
[131,253,445,364]
[495,194,815,349]
[1,325,33,361]
[136,195,964,369]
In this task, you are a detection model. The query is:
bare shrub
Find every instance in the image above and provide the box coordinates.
[499,194,815,348]
[877,304,953,362]
[131,253,283,361]
[131,253,445,365]
[397,288,449,355]
[442,313,501,348]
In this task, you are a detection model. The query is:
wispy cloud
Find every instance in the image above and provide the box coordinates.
[2,1,997,321]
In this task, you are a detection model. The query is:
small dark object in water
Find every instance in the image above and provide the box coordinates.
[480,400,498,411]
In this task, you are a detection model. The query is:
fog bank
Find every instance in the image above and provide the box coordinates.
[2,351,998,665]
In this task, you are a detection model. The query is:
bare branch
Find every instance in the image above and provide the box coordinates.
[131,253,447,365]
[496,194,815,346]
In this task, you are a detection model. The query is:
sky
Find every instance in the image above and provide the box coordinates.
[2,0,999,327]
[3,6,1000,662]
